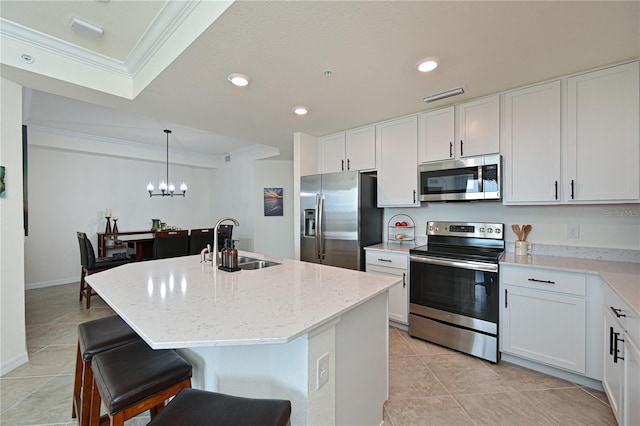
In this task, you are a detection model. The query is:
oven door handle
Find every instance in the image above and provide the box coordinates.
[410,255,499,273]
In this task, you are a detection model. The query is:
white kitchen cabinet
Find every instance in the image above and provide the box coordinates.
[501,266,587,374]
[457,95,500,158]
[624,336,640,426]
[603,282,640,426]
[365,249,408,325]
[318,126,376,174]
[418,106,455,163]
[503,81,561,204]
[604,306,625,424]
[376,116,419,207]
[567,61,639,203]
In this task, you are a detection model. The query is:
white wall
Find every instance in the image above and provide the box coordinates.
[384,202,640,250]
[0,78,28,374]
[24,127,214,288]
[253,160,294,259]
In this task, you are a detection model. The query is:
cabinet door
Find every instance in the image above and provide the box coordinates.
[567,61,639,202]
[457,95,500,158]
[318,132,346,174]
[624,336,640,426]
[503,81,561,204]
[345,126,376,171]
[418,106,455,163]
[502,286,586,373]
[376,116,419,207]
[367,263,408,324]
[603,308,625,424]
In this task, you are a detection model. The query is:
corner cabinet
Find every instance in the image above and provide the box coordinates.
[376,116,419,207]
[566,61,639,203]
[318,126,376,174]
[365,249,409,325]
[500,266,587,374]
[503,81,561,204]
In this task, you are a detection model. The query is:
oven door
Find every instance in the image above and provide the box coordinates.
[409,255,499,335]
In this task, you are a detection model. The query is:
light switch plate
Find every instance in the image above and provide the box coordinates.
[317,352,329,389]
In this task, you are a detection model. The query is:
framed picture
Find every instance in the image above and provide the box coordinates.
[0,166,5,198]
[263,187,283,216]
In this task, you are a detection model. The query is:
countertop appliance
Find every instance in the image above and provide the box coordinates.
[409,221,505,363]
[300,171,383,271]
[418,154,501,202]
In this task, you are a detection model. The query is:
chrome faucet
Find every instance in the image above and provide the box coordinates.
[213,217,239,266]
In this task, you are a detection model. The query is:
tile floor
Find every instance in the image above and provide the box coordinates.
[1,283,616,425]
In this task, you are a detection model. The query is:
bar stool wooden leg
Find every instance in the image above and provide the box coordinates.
[72,343,82,418]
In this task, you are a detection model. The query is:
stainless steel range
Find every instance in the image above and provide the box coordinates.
[409,221,505,363]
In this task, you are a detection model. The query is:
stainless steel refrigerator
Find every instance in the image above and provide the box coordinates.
[300,171,382,271]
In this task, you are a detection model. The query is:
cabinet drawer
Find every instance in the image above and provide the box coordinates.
[365,250,408,270]
[502,266,586,296]
[605,284,639,344]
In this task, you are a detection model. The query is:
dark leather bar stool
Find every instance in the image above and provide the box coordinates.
[90,339,192,426]
[146,388,292,426]
[72,315,141,426]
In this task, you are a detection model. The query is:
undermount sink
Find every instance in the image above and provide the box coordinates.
[237,256,260,264]
[238,260,281,270]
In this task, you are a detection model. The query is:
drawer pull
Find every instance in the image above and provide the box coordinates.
[527,278,556,284]
[610,306,627,318]
[378,258,392,263]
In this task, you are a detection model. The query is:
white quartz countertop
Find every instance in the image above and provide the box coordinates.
[365,242,418,254]
[86,252,401,349]
[501,253,640,315]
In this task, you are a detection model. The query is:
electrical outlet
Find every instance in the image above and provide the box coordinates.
[316,352,329,389]
[568,224,580,239]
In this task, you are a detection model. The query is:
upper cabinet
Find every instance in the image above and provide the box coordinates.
[376,116,420,207]
[418,96,500,163]
[418,106,455,163]
[318,126,376,174]
[457,95,501,158]
[503,81,561,204]
[566,61,639,203]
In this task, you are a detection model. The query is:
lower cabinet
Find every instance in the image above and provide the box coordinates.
[603,283,640,426]
[365,249,408,325]
[500,266,587,374]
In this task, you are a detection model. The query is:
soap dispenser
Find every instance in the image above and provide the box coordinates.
[221,239,230,269]
[229,240,239,270]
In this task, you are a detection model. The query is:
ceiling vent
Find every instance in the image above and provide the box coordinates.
[422,86,465,103]
[71,17,104,39]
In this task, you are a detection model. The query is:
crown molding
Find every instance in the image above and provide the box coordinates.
[0,18,129,77]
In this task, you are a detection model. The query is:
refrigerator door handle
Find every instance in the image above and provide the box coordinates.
[315,194,322,260]
[317,195,325,260]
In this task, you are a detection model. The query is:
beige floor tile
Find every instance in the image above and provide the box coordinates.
[389,356,449,400]
[579,385,611,406]
[3,345,76,379]
[0,376,51,413]
[423,353,514,395]
[0,374,75,425]
[455,391,556,425]
[484,360,576,391]
[390,328,416,356]
[384,396,474,426]
[525,388,616,425]
[26,323,78,347]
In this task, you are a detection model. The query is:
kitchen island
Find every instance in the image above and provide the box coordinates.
[86,252,401,425]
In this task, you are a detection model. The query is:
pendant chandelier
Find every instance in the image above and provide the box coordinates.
[146,129,187,197]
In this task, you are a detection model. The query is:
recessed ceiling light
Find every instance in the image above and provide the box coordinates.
[227,73,250,87]
[416,57,439,73]
[293,106,308,116]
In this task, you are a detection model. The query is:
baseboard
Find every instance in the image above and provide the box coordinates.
[1,351,29,376]
[501,353,604,391]
[25,277,76,290]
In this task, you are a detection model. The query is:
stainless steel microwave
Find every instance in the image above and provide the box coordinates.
[418,154,501,202]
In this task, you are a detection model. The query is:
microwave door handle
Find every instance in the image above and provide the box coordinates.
[478,166,484,194]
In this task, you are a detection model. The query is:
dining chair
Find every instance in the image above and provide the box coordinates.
[77,232,131,309]
[188,225,233,254]
[153,230,189,259]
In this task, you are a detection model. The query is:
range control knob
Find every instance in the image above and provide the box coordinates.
[495,228,501,234]
[479,227,485,232]
[487,228,494,233]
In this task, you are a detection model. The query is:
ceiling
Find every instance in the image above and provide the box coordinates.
[1,1,639,161]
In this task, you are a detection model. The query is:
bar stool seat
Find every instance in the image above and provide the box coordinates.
[147,388,292,426]
[72,315,141,426]
[90,339,192,426]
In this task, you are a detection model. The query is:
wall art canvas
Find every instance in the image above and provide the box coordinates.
[263,187,283,216]
[0,166,6,198]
